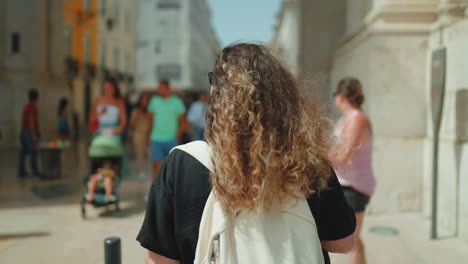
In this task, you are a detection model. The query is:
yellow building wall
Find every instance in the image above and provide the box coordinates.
[63,0,98,67]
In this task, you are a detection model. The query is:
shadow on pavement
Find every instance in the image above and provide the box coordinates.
[98,200,146,219]
[31,183,81,200]
[0,232,50,240]
[0,144,88,209]
[79,178,149,220]
[0,180,83,209]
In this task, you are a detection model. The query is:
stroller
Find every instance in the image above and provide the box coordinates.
[81,134,124,219]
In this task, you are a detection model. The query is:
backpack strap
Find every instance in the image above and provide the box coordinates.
[171,141,228,264]
[171,140,213,172]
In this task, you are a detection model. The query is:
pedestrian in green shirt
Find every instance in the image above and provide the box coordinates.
[148,80,186,179]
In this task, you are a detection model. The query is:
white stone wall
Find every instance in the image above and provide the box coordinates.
[345,0,373,36]
[99,0,137,75]
[1,0,35,144]
[137,0,159,89]
[272,0,432,215]
[299,0,347,102]
[272,2,300,75]
[330,32,429,214]
[425,17,468,240]
[187,0,216,91]
[273,0,468,242]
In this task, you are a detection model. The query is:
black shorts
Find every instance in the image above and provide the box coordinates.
[342,186,370,213]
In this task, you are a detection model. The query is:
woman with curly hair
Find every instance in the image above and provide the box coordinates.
[137,43,356,264]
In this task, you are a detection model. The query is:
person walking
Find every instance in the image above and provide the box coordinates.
[332,77,376,264]
[147,80,186,179]
[187,92,208,141]
[138,44,356,264]
[89,78,127,138]
[18,88,41,178]
[86,78,127,201]
[57,98,71,140]
[130,94,151,179]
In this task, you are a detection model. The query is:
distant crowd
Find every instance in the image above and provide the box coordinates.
[17,79,208,182]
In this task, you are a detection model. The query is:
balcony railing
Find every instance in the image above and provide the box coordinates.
[98,67,134,84]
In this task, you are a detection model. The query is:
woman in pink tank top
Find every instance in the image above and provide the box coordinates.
[332,77,376,264]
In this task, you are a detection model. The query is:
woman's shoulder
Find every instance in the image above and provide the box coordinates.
[98,99,124,110]
[94,97,118,106]
[158,149,211,205]
[347,111,370,126]
[164,148,211,182]
[93,97,103,105]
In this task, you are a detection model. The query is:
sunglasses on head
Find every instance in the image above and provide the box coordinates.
[208,72,213,85]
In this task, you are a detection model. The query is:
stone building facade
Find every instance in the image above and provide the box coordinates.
[0,0,68,147]
[137,0,219,91]
[66,0,138,128]
[0,0,138,147]
[272,0,468,241]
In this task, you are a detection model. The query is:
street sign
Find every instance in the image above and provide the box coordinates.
[430,47,446,240]
[430,48,447,132]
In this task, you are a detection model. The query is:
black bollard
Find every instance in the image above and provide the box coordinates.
[104,237,121,264]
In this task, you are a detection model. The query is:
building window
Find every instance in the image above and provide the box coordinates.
[100,0,106,11]
[84,34,91,63]
[84,0,91,10]
[157,0,180,9]
[154,40,161,54]
[126,52,131,73]
[114,47,119,71]
[10,33,21,54]
[64,26,73,56]
[100,42,106,67]
[157,63,181,80]
[125,11,131,33]
[113,3,120,22]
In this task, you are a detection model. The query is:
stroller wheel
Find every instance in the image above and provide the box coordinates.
[81,200,86,219]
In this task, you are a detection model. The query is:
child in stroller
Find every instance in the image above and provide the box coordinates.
[86,159,116,202]
[81,134,123,218]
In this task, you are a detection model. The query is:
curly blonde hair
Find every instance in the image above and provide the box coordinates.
[206,43,333,213]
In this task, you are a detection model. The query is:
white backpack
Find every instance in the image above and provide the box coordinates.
[173,141,325,264]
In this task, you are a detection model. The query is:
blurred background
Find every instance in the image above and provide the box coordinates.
[1,0,468,263]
